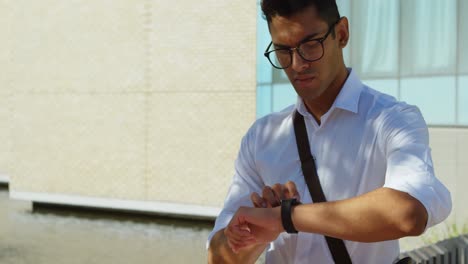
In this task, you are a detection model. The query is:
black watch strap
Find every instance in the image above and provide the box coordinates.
[281,198,300,234]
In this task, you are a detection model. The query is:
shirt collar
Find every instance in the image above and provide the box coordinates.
[295,68,363,117]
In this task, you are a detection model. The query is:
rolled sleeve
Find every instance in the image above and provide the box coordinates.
[206,126,264,249]
[381,104,452,230]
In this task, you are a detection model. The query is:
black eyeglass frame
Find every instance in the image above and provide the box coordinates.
[264,19,341,69]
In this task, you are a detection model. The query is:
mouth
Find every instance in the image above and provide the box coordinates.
[294,76,316,85]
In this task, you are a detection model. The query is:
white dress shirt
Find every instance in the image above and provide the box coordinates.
[207,69,452,264]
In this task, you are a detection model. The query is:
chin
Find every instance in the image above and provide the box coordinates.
[295,87,323,101]
[302,93,322,102]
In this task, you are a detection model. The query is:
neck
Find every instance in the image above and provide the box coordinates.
[303,66,349,124]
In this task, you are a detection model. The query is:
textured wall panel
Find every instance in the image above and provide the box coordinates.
[10,94,146,200]
[0,1,14,94]
[147,92,255,207]
[430,129,458,165]
[455,132,468,220]
[1,0,146,93]
[429,128,468,226]
[429,128,457,217]
[151,0,256,92]
[0,95,12,176]
[456,165,468,220]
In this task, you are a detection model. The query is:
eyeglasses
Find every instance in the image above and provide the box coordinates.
[264,20,339,69]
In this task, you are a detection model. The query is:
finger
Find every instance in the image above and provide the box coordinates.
[238,224,252,235]
[251,192,266,208]
[228,234,255,246]
[229,239,256,253]
[284,181,301,201]
[229,233,257,245]
[271,183,285,201]
[262,186,280,207]
[225,229,256,253]
[225,224,254,241]
[236,236,258,249]
[224,225,253,243]
[227,238,243,253]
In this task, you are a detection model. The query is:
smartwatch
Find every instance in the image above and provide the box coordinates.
[280,198,301,234]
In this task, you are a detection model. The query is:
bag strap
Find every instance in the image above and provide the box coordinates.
[293,110,353,264]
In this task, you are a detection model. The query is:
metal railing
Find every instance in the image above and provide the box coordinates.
[399,235,468,263]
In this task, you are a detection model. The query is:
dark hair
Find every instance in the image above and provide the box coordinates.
[261,0,340,28]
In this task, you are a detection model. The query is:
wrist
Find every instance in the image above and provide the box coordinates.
[272,206,284,233]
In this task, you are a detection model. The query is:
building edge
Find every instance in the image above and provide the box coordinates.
[10,190,220,221]
[0,174,10,184]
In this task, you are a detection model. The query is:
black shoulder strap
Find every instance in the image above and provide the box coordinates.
[293,110,353,264]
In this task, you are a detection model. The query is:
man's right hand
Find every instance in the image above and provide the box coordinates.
[250,181,301,208]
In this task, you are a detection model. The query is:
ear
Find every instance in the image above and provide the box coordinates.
[336,17,350,48]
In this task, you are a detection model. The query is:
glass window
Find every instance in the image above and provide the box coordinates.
[336,0,351,65]
[363,79,399,99]
[459,0,468,74]
[400,0,457,76]
[400,77,456,125]
[256,85,272,118]
[271,83,296,112]
[459,76,468,125]
[351,0,399,79]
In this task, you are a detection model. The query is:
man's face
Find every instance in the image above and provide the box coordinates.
[269,6,345,102]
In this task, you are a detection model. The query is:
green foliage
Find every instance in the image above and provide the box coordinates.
[420,221,468,245]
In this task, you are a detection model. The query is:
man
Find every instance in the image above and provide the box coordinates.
[207,0,452,263]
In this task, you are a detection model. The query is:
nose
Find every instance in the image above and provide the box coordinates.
[290,50,310,72]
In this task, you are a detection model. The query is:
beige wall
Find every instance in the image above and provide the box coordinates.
[1,1,256,213]
[429,127,468,223]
